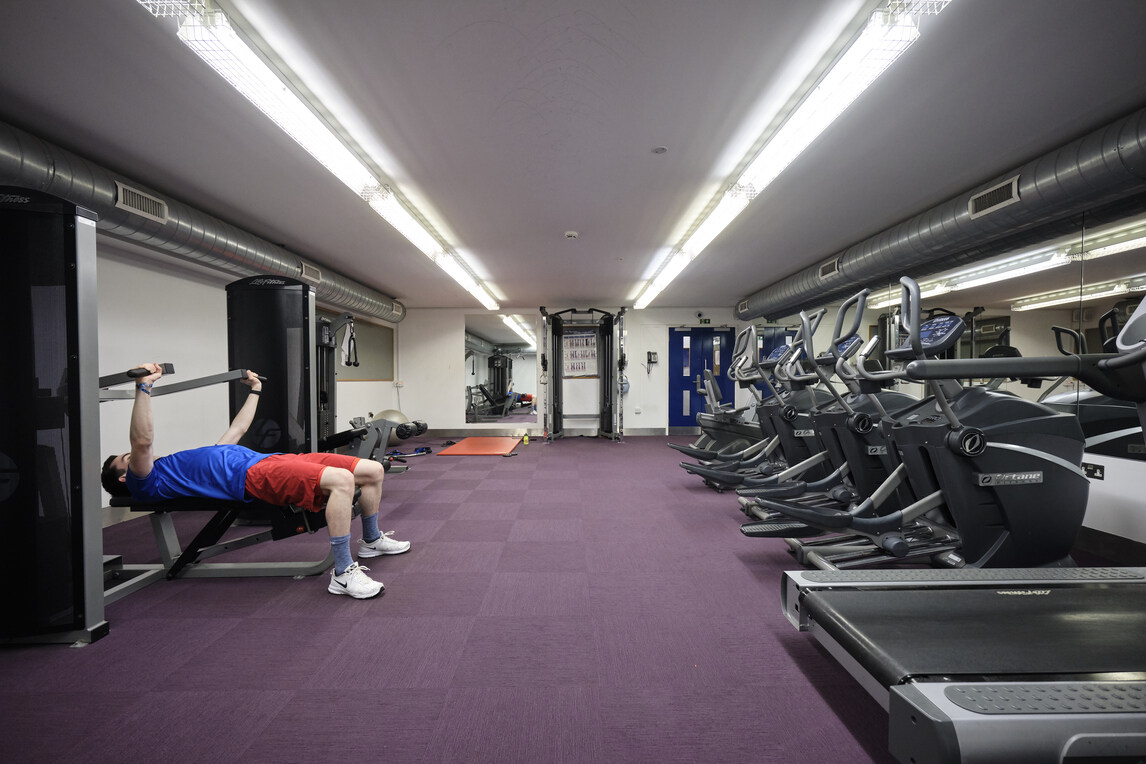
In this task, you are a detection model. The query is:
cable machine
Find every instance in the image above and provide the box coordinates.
[539,307,625,441]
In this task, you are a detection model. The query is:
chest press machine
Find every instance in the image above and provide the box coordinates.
[100,365,355,605]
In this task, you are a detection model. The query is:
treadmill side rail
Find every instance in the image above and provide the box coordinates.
[888,684,961,764]
[889,681,1146,764]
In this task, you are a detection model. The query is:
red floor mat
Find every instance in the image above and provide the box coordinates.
[436,436,522,455]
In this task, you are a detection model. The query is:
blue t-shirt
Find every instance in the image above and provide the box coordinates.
[125,444,273,502]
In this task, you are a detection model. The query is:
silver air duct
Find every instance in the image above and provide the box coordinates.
[0,120,405,323]
[735,106,1146,321]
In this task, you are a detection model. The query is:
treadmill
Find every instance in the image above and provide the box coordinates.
[780,282,1146,763]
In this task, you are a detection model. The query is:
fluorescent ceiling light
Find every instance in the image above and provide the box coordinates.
[177,10,376,193]
[738,11,921,193]
[634,191,752,309]
[864,247,1070,309]
[680,186,754,258]
[867,281,952,310]
[1011,281,1132,312]
[947,250,1070,291]
[139,2,499,310]
[634,251,693,309]
[435,253,499,310]
[633,1,954,309]
[501,314,537,348]
[1078,234,1146,261]
[363,185,442,258]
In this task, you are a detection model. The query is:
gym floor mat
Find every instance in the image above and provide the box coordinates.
[437,436,522,455]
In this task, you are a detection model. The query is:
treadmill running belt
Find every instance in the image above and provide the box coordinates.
[803,585,1146,688]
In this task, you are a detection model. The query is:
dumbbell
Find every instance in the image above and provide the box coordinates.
[394,422,416,440]
[413,420,428,435]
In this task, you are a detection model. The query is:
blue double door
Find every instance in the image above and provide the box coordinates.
[667,327,735,428]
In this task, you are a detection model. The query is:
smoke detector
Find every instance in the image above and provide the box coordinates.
[565,231,579,240]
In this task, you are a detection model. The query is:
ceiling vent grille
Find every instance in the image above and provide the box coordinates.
[737,299,750,314]
[968,176,1021,220]
[818,257,841,279]
[114,181,168,224]
[300,262,322,284]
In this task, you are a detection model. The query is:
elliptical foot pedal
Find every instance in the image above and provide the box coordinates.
[740,520,824,538]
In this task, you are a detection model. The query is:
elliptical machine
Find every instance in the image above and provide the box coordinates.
[755,277,1090,569]
[738,289,920,538]
[682,313,837,490]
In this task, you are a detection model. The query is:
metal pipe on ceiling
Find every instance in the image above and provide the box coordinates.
[735,106,1146,321]
[0,119,405,323]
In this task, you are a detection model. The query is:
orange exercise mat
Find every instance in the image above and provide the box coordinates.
[436,436,522,456]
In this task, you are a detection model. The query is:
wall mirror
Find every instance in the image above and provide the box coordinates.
[873,208,1146,461]
[463,313,539,427]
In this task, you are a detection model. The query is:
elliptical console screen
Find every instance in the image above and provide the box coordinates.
[836,335,862,356]
[762,344,790,366]
[887,314,965,359]
[917,315,964,353]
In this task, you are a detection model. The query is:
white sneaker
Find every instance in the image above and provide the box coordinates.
[328,561,384,599]
[359,530,411,557]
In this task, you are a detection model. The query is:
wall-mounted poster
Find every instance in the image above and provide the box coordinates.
[562,329,598,377]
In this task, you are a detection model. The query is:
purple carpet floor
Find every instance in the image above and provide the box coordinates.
[1,435,895,763]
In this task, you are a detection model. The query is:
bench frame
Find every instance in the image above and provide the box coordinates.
[104,497,343,604]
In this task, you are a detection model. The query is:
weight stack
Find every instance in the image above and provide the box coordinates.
[226,276,317,454]
[0,187,106,644]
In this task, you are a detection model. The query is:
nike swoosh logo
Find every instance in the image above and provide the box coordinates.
[335,578,349,589]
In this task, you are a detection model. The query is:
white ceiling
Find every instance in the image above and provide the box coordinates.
[4,0,1146,349]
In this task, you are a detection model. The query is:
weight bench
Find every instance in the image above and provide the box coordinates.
[103,495,353,604]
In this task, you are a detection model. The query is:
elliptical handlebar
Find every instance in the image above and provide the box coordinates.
[831,289,871,351]
[1052,325,1086,355]
[779,342,817,384]
[803,306,827,338]
[772,342,798,382]
[729,325,756,381]
[855,335,903,382]
[898,277,923,359]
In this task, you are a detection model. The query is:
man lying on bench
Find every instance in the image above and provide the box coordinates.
[100,363,409,599]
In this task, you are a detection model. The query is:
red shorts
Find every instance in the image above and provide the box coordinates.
[244,453,360,512]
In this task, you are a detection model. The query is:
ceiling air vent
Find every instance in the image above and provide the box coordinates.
[818,257,841,279]
[300,262,322,285]
[968,175,1021,220]
[737,299,750,314]
[114,181,168,224]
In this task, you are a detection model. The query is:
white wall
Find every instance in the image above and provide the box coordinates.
[507,352,537,397]
[394,308,468,429]
[97,248,233,465]
[621,306,746,432]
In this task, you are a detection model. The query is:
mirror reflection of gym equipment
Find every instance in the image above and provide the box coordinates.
[463,314,538,424]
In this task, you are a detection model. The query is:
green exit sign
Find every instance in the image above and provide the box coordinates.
[699,318,711,324]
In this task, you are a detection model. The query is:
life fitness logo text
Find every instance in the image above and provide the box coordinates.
[996,589,1051,596]
[0,193,32,204]
[249,278,288,286]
